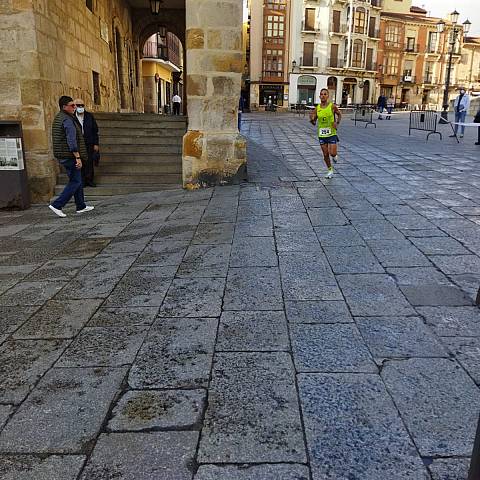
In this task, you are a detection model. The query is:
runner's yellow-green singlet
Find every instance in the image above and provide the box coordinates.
[316,102,337,138]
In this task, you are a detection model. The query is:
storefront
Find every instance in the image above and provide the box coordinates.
[259,84,285,106]
[297,75,317,105]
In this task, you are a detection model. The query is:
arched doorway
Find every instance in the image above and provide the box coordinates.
[297,75,317,105]
[362,80,370,104]
[327,76,337,104]
[342,77,357,106]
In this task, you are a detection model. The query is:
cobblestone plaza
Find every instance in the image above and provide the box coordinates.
[0,113,479,479]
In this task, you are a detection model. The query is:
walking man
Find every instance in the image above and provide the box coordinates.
[49,96,94,217]
[310,88,342,179]
[74,98,99,187]
[450,88,470,138]
[172,93,182,115]
[377,93,387,119]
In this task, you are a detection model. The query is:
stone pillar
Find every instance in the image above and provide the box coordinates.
[183,0,246,188]
[143,76,157,113]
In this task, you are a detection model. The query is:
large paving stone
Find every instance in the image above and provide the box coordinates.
[386,214,435,230]
[238,199,271,216]
[280,253,341,301]
[356,316,447,359]
[0,455,85,480]
[79,432,198,480]
[217,311,289,351]
[353,219,404,240]
[0,306,38,335]
[367,239,431,267]
[195,464,310,480]
[400,284,473,306]
[382,358,480,456]
[275,229,321,253]
[0,405,12,429]
[314,225,366,246]
[129,317,217,389]
[192,222,235,244]
[235,216,273,237]
[13,299,102,339]
[429,254,480,275]
[178,244,231,277]
[134,241,188,267]
[298,373,428,480]
[159,278,225,317]
[386,267,452,286]
[56,326,149,367]
[443,336,480,384]
[273,212,312,230]
[324,245,384,274]
[292,324,377,373]
[428,458,470,480]
[337,274,415,316]
[56,254,137,299]
[230,237,277,268]
[0,281,65,306]
[409,236,471,255]
[0,339,67,404]
[106,266,175,307]
[224,267,283,310]
[87,306,158,327]
[101,233,155,254]
[108,389,206,431]
[198,352,306,463]
[57,237,111,258]
[0,367,127,453]
[416,306,480,337]
[285,300,353,323]
[25,258,89,281]
[307,207,349,226]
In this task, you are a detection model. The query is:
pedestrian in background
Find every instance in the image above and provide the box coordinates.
[474,106,480,146]
[74,98,99,187]
[377,94,387,120]
[49,96,94,218]
[238,96,245,131]
[172,93,181,115]
[450,88,470,138]
[386,95,395,119]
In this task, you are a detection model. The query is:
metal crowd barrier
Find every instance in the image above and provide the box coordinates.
[408,110,442,141]
[354,107,376,128]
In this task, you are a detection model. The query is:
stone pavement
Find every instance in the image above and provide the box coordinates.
[0,112,479,479]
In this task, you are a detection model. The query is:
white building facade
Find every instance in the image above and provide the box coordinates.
[289,0,381,106]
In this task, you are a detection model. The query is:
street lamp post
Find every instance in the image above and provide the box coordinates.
[437,12,471,123]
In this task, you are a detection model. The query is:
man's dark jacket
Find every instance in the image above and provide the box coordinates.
[81,111,99,146]
[52,111,88,160]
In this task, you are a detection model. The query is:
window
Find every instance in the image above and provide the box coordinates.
[354,7,366,34]
[332,10,341,33]
[427,32,437,53]
[86,0,93,12]
[92,71,101,105]
[330,44,339,67]
[265,0,286,11]
[424,61,434,82]
[352,40,364,68]
[385,24,400,47]
[385,52,399,75]
[265,14,285,44]
[303,42,314,66]
[305,8,315,31]
[406,37,416,51]
[263,49,283,77]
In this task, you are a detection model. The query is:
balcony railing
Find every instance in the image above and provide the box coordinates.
[425,45,438,54]
[143,40,167,60]
[301,21,318,32]
[370,0,383,8]
[423,75,436,84]
[328,57,345,68]
[300,56,319,67]
[330,23,348,34]
[405,43,419,53]
[402,74,415,82]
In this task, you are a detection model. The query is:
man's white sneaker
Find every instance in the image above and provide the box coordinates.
[76,206,95,214]
[49,205,66,218]
[325,169,334,179]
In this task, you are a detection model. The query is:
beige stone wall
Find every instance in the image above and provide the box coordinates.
[0,0,142,202]
[183,0,247,187]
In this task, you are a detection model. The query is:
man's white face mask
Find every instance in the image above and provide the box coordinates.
[76,107,85,114]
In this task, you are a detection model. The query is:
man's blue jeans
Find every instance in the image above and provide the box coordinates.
[454,111,467,135]
[51,158,86,211]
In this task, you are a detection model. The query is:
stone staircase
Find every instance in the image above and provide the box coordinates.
[54,113,186,197]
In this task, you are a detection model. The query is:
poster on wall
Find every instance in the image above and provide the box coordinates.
[0,138,24,170]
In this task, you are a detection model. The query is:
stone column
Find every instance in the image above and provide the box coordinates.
[183,0,246,188]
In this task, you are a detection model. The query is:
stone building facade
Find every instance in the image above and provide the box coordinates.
[0,0,245,202]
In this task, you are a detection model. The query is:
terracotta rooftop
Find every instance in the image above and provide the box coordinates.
[410,6,427,14]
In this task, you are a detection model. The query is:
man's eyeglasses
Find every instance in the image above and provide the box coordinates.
[75,104,84,107]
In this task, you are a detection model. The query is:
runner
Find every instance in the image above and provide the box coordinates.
[310,88,342,179]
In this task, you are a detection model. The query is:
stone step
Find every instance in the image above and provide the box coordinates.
[99,127,186,137]
[54,183,182,197]
[97,121,186,129]
[95,112,187,122]
[95,162,181,173]
[101,144,181,154]
[100,136,182,146]
[58,173,181,185]
[98,154,182,164]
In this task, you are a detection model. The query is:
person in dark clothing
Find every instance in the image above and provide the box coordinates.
[474,106,480,146]
[377,94,387,119]
[49,96,94,218]
[74,98,99,187]
[238,96,245,131]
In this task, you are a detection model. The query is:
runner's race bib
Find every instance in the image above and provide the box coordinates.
[319,127,332,136]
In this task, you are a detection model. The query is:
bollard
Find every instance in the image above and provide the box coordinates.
[469,415,480,480]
